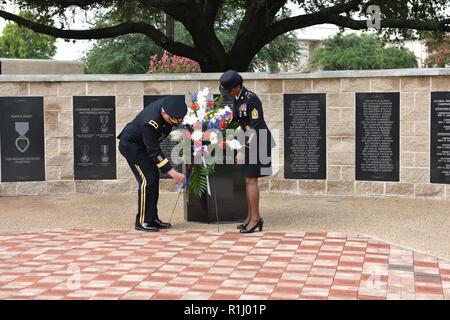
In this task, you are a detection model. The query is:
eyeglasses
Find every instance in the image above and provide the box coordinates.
[167,114,183,125]
[162,107,183,125]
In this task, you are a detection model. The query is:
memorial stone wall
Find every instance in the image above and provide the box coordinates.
[0,69,449,200]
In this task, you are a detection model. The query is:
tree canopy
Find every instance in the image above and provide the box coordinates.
[83,4,301,73]
[0,10,56,59]
[309,33,418,70]
[0,1,448,71]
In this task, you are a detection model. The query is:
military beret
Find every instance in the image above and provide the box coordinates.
[163,96,187,119]
[219,70,243,92]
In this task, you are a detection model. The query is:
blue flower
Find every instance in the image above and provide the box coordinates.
[191,92,198,103]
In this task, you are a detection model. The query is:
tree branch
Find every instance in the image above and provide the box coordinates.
[158,1,228,69]
[328,14,450,32]
[201,0,222,28]
[229,0,288,68]
[19,0,100,7]
[0,9,206,62]
[270,0,363,38]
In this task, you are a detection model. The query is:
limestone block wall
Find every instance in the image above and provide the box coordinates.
[0,59,84,75]
[0,69,449,200]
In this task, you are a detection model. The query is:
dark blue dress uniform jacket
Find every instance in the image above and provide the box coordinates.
[117,98,173,173]
[233,86,274,177]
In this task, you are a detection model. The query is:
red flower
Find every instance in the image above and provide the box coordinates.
[207,101,214,107]
[219,121,226,129]
[191,103,198,111]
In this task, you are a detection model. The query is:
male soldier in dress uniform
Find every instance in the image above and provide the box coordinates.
[219,70,274,233]
[117,96,187,232]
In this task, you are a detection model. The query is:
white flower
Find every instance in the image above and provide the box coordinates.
[209,132,218,144]
[169,129,184,142]
[191,130,203,142]
[197,109,206,122]
[183,114,198,126]
[218,108,226,116]
[227,139,242,150]
[197,97,207,109]
[199,87,209,98]
[223,106,232,113]
[196,87,210,110]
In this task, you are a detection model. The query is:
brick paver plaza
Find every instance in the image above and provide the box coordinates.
[0,229,448,300]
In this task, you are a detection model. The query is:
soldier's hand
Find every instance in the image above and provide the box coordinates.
[168,169,185,185]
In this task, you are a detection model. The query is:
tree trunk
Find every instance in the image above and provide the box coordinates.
[197,52,255,72]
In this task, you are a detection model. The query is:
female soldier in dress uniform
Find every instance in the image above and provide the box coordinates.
[219,70,274,233]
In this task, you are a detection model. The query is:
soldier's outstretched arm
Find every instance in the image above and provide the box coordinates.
[142,125,185,184]
[142,125,173,173]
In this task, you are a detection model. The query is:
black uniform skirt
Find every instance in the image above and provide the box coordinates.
[242,132,273,178]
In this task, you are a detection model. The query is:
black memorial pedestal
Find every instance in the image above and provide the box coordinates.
[184,164,248,223]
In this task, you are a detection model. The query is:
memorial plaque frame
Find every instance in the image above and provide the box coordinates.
[283,93,327,180]
[73,96,117,180]
[355,92,400,182]
[430,91,450,184]
[0,97,45,182]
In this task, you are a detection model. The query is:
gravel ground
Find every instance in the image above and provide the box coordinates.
[0,192,448,260]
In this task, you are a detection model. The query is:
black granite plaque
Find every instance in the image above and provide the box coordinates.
[184,164,247,223]
[356,92,399,181]
[431,92,450,184]
[144,95,184,178]
[284,94,326,179]
[0,97,45,182]
[73,96,116,180]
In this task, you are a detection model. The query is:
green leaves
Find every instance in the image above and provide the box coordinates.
[83,33,163,74]
[309,33,418,71]
[187,164,216,198]
[0,10,56,59]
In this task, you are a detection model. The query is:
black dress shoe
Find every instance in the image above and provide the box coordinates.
[237,223,249,230]
[135,222,159,232]
[240,218,264,234]
[153,218,172,229]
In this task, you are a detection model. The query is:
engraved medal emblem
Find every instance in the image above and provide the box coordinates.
[15,122,30,153]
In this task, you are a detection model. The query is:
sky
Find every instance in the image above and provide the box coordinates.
[0,3,93,61]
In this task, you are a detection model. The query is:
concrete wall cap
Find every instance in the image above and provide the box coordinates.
[0,68,448,82]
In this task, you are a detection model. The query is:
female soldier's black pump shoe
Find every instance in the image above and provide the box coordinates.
[240,218,263,234]
[237,223,248,230]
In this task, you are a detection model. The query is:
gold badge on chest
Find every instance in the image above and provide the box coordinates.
[251,108,259,119]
